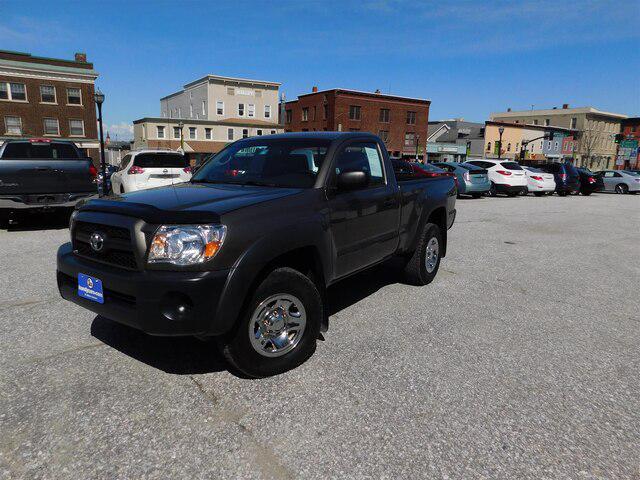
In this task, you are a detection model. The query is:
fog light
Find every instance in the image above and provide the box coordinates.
[160,292,194,321]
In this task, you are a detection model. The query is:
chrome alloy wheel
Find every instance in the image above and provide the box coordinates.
[425,237,439,273]
[249,294,307,357]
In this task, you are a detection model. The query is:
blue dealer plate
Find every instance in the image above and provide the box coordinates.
[77,273,104,304]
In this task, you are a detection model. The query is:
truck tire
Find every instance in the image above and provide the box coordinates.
[403,222,442,286]
[221,267,322,378]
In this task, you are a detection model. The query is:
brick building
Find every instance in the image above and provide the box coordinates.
[0,50,100,161]
[284,87,430,158]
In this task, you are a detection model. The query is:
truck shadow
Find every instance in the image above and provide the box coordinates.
[90,258,405,376]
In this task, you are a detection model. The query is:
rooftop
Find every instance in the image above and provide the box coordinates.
[491,106,627,120]
[133,117,281,128]
[161,74,282,100]
[289,88,430,104]
[0,49,98,77]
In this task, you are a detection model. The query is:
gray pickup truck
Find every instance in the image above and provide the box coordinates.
[57,132,456,377]
[0,139,97,224]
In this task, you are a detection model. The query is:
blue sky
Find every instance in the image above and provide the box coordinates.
[2,0,639,140]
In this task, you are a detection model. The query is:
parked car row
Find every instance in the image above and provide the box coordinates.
[429,159,638,198]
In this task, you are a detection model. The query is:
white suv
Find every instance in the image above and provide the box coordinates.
[110,150,192,194]
[466,159,527,196]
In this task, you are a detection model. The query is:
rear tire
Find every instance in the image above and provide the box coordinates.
[221,267,322,378]
[615,184,628,194]
[487,182,497,197]
[403,222,442,286]
[581,191,592,196]
[472,193,482,199]
[506,191,518,197]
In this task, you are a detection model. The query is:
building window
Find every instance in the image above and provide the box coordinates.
[0,82,27,101]
[533,119,539,125]
[507,143,511,152]
[379,109,390,123]
[242,129,249,138]
[404,132,415,147]
[227,128,234,141]
[173,126,180,139]
[378,130,389,142]
[302,107,309,121]
[257,129,263,136]
[156,126,165,139]
[544,118,550,126]
[43,118,60,136]
[189,127,197,140]
[323,104,328,119]
[554,141,559,150]
[205,128,211,140]
[349,105,361,120]
[570,117,577,129]
[248,104,255,117]
[406,111,416,125]
[286,109,292,124]
[40,85,56,103]
[217,101,224,115]
[264,105,271,118]
[189,104,193,118]
[4,116,22,135]
[202,101,206,116]
[486,142,491,152]
[69,119,85,136]
[271,130,276,134]
[67,88,82,105]
[238,103,245,116]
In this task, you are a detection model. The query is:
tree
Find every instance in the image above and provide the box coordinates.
[577,125,602,169]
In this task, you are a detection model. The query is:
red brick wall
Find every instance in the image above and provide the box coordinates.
[284,90,430,155]
[0,75,97,139]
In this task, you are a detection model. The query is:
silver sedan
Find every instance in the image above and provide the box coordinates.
[598,170,640,194]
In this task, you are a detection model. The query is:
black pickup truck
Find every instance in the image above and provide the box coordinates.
[0,139,97,224]
[57,132,456,377]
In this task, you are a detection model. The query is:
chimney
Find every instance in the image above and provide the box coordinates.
[375,89,381,94]
[562,103,569,109]
[74,52,87,63]
[312,86,318,93]
[507,108,511,112]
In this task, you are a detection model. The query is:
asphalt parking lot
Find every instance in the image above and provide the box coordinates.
[1,193,639,479]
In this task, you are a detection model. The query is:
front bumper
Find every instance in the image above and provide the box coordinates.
[0,192,97,210]
[57,242,230,336]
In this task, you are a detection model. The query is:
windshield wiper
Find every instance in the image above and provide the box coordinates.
[191,178,282,187]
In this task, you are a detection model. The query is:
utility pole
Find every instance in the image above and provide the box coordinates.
[497,126,505,159]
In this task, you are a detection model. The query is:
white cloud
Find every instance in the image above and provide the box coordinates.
[104,122,134,141]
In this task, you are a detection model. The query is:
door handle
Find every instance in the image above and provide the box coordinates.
[382,198,395,208]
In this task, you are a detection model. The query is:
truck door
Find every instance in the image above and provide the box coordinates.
[326,140,400,279]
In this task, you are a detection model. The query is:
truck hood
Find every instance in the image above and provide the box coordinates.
[77,182,303,224]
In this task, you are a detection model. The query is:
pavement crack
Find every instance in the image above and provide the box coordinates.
[188,375,295,480]
[25,342,106,365]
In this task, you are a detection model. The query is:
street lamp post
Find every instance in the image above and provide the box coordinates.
[94,89,106,196]
[497,126,505,159]
[178,121,184,151]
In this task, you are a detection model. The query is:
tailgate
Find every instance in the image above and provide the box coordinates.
[0,159,96,195]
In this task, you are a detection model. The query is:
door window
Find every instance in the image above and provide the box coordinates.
[119,154,131,171]
[334,143,385,188]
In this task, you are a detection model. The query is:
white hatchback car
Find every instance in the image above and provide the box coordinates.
[521,166,556,196]
[110,150,192,194]
[465,159,527,196]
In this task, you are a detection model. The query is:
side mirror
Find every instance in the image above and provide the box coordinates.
[337,171,368,190]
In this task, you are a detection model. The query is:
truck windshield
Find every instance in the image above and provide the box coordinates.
[1,142,80,159]
[192,140,330,188]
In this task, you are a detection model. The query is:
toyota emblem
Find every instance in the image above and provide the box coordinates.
[90,232,105,252]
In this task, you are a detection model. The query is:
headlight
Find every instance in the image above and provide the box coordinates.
[148,224,227,266]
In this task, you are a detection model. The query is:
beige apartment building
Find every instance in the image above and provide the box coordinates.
[490,105,627,169]
[133,74,283,163]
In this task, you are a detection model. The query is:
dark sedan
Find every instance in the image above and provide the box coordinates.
[577,168,604,195]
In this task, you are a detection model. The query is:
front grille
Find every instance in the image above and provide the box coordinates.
[73,221,139,270]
